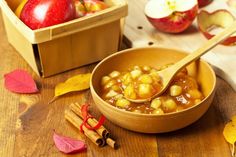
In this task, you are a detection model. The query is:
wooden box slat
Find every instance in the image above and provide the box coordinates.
[0,0,127,77]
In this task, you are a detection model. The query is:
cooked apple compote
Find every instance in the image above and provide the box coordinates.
[100,65,204,114]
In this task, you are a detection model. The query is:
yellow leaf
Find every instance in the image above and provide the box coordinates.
[231,115,236,125]
[223,116,236,145]
[55,73,91,97]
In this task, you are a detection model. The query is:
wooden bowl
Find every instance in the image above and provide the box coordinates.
[90,47,216,133]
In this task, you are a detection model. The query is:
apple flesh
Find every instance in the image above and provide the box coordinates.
[20,0,76,30]
[197,10,236,45]
[74,0,108,18]
[198,0,213,8]
[145,0,198,33]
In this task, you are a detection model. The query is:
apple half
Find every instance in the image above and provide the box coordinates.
[198,0,213,8]
[197,10,236,45]
[145,0,198,33]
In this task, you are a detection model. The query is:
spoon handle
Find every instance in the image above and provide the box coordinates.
[173,20,236,73]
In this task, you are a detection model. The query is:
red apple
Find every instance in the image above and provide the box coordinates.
[145,0,198,33]
[20,0,76,30]
[74,0,108,18]
[198,0,213,8]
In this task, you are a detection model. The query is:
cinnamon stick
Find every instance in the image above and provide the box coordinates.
[70,103,118,149]
[65,110,106,147]
[106,137,118,149]
[70,102,110,138]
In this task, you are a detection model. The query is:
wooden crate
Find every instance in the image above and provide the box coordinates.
[0,0,128,77]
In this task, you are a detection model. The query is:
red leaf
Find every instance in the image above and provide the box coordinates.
[4,69,38,93]
[53,131,87,154]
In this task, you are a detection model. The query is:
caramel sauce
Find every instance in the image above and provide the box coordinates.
[101,65,204,114]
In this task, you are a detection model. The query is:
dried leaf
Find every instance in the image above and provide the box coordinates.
[232,116,236,123]
[223,116,236,144]
[223,116,236,156]
[4,69,38,93]
[53,131,86,154]
[54,73,91,97]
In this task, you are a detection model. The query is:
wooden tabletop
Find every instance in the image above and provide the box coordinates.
[0,9,236,157]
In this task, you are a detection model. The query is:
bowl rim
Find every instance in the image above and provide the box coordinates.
[90,46,216,118]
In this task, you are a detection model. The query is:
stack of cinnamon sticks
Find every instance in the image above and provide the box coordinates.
[65,102,117,149]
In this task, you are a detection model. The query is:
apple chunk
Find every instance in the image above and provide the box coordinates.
[197,10,236,45]
[145,0,198,33]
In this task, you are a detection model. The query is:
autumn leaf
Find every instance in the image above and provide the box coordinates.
[223,115,236,157]
[231,116,236,124]
[55,73,91,96]
[53,131,86,154]
[49,73,91,103]
[4,69,38,94]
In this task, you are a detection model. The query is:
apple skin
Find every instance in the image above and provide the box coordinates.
[198,0,213,7]
[200,29,236,45]
[74,0,108,18]
[146,5,198,33]
[197,10,236,45]
[20,0,76,30]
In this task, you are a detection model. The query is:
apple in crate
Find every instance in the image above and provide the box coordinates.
[145,0,198,33]
[20,0,76,30]
[74,0,108,18]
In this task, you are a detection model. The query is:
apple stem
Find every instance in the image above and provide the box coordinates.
[79,0,88,12]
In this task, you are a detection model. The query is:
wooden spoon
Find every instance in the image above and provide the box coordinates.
[126,20,236,103]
